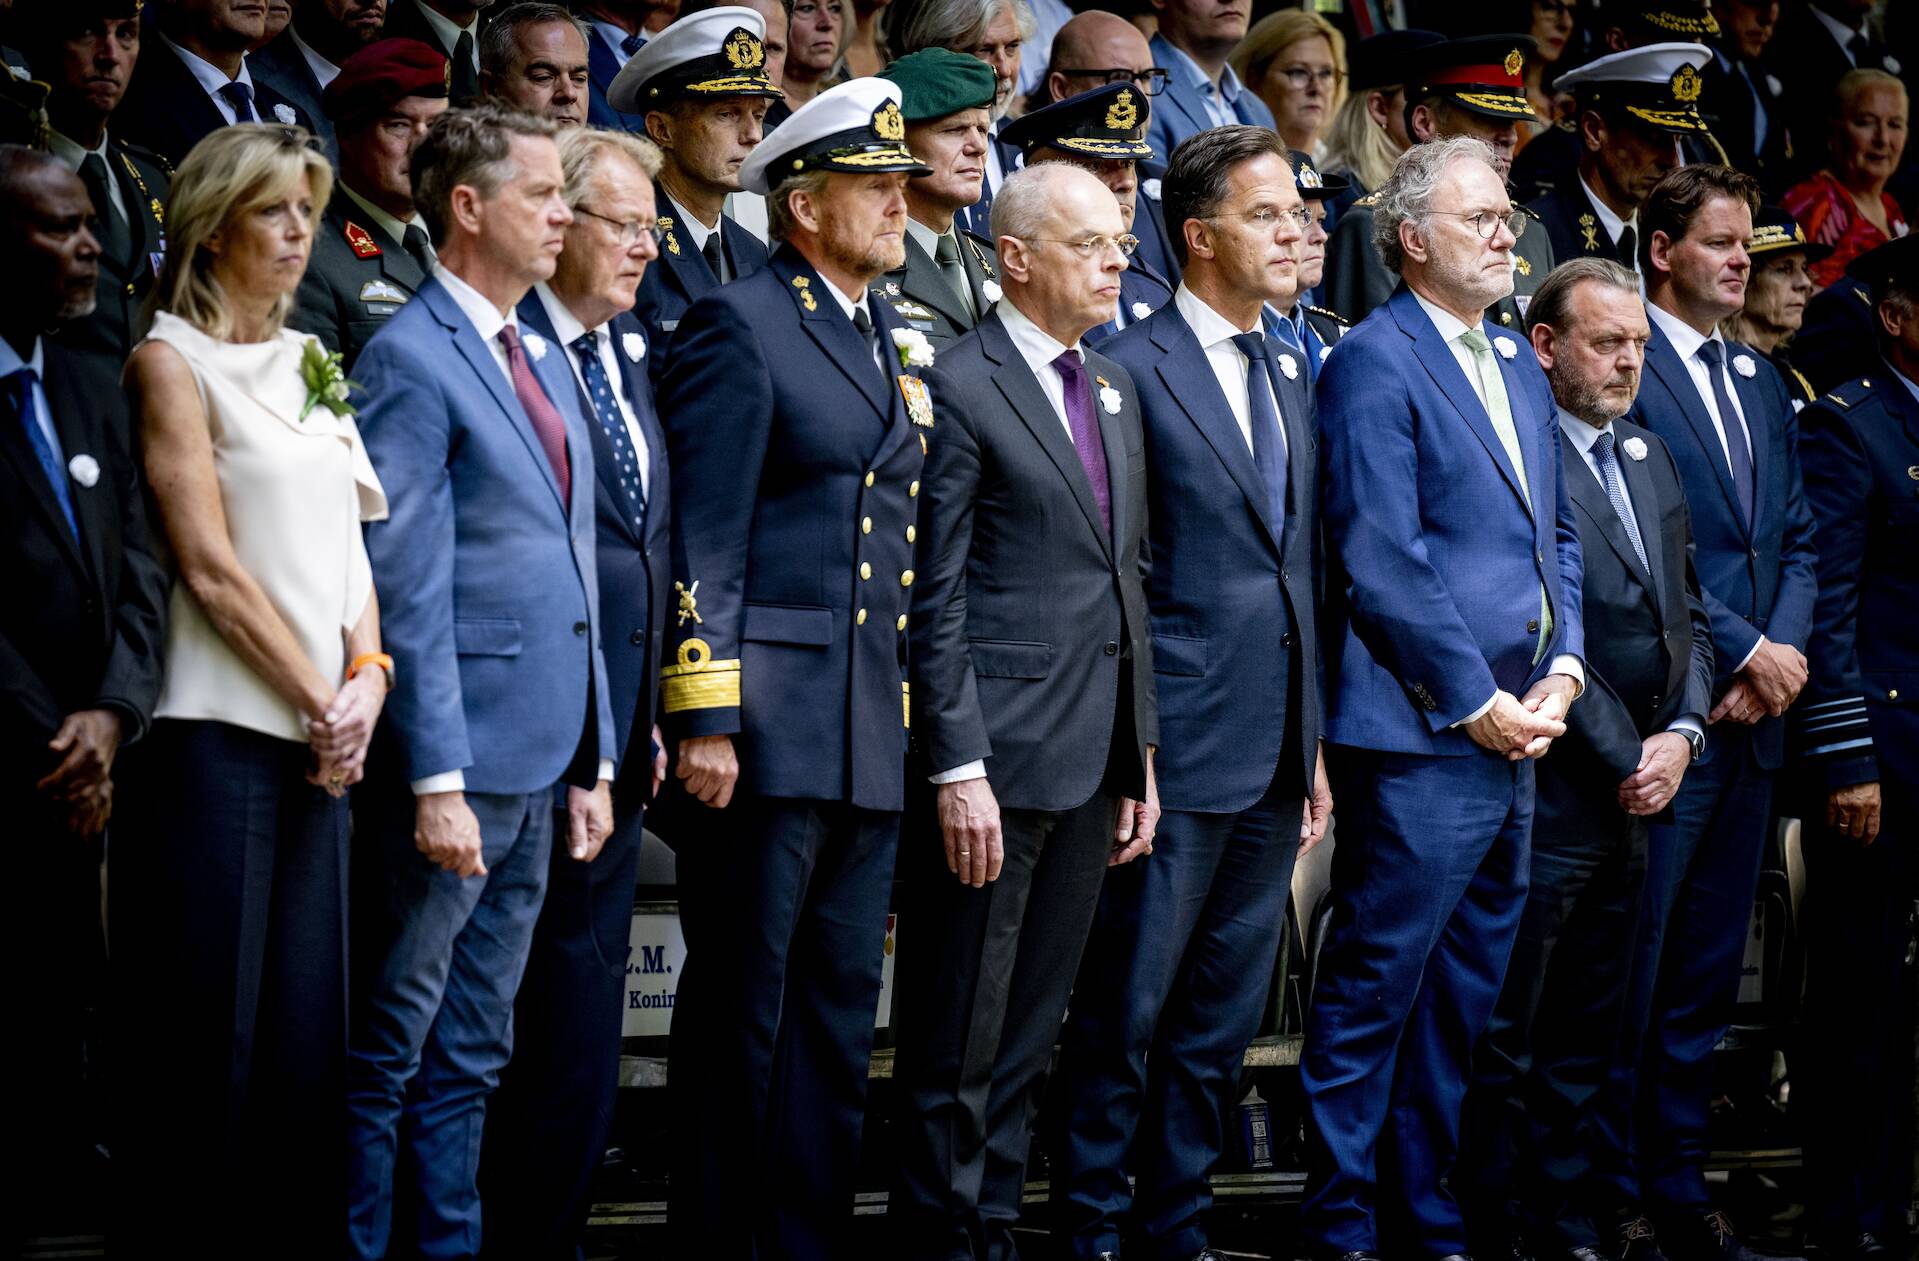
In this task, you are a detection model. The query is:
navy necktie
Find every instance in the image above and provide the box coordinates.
[6,367,79,540]
[217,79,256,122]
[571,332,646,531]
[1695,339,1755,527]
[1230,332,1290,542]
[621,30,646,57]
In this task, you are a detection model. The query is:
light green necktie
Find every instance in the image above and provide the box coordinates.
[1459,327,1553,663]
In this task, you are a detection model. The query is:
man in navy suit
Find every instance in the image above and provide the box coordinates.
[1055,125,1328,1261]
[1459,258,1715,1261]
[344,103,617,1261]
[1145,0,1273,157]
[478,2,592,127]
[481,127,672,1261]
[1596,163,1818,1261]
[1790,236,1919,1261]
[613,6,779,369]
[652,78,930,1256]
[249,0,389,151]
[114,0,315,166]
[1301,135,1587,1261]
[575,0,679,128]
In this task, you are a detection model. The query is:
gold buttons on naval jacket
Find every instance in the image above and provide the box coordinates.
[860,562,873,580]
[909,480,920,497]
[862,517,873,534]
[857,608,868,625]
[897,614,908,631]
[906,525,917,543]
[901,570,915,587]
[865,471,876,487]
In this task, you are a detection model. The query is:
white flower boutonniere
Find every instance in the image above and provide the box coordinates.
[1098,385,1123,415]
[1131,301,1152,321]
[622,331,646,362]
[1141,177,1162,201]
[1494,336,1518,360]
[1277,352,1299,380]
[1622,436,1648,462]
[1732,352,1757,378]
[523,332,549,362]
[893,327,935,369]
[1886,54,1903,76]
[1764,73,1783,97]
[273,103,297,125]
[67,453,100,487]
[981,279,1002,304]
[297,340,357,423]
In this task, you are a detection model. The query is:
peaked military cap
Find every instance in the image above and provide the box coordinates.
[608,6,783,112]
[1844,233,1919,304]
[1749,204,1831,264]
[879,47,997,122]
[999,82,1154,161]
[1408,34,1538,121]
[1289,148,1348,200]
[738,77,930,194]
[1609,0,1720,43]
[1551,42,1712,134]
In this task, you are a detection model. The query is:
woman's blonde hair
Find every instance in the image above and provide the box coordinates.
[1321,89,1399,193]
[150,123,333,341]
[1835,66,1907,118]
[1230,10,1346,118]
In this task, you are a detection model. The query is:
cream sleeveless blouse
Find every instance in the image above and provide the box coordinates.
[146,312,389,744]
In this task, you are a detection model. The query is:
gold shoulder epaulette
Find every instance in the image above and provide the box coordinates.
[1307,305,1350,326]
[1352,190,1382,208]
[1517,203,1543,222]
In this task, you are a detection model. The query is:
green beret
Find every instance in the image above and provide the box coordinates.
[879,48,997,123]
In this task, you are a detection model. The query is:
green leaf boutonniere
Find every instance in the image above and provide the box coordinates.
[298,340,358,422]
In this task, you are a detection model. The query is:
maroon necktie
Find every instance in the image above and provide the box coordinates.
[1051,349,1111,536]
[498,323,571,504]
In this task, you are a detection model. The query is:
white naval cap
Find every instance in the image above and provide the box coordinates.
[736,77,930,196]
[608,6,782,114]
[1551,42,1713,133]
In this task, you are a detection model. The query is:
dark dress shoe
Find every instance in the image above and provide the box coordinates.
[1619,1216,1671,1261]
[1660,1211,1806,1261]
[1809,1233,1892,1261]
[1567,1248,1610,1261]
[1852,1233,1890,1259]
[1189,1251,1230,1261]
[1435,1254,1476,1261]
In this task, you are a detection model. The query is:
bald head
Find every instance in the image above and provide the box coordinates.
[0,145,101,331]
[1046,10,1154,104]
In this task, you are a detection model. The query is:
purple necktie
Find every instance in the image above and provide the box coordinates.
[498,324,571,504]
[1052,349,1111,536]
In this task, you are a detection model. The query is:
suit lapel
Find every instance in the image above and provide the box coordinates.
[1395,294,1532,515]
[777,251,894,420]
[612,314,667,526]
[866,297,918,467]
[426,280,566,514]
[41,351,110,584]
[518,294,636,540]
[1614,425,1669,601]
[960,232,998,316]
[1644,325,1746,532]
[1562,428,1656,605]
[983,314,1112,559]
[1152,314,1280,551]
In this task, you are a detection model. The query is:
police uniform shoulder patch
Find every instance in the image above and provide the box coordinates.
[1307,305,1350,327]
[343,220,382,258]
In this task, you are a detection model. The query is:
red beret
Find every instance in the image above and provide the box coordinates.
[322,38,451,124]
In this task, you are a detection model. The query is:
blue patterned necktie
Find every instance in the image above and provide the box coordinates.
[621,30,646,56]
[570,332,646,531]
[1693,339,1755,527]
[216,79,256,123]
[5,367,79,540]
[1592,430,1650,576]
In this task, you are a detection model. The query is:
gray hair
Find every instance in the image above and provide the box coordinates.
[1370,134,1496,275]
[990,162,1069,243]
[479,2,591,76]
[411,102,560,242]
[1525,257,1640,336]
[558,126,663,209]
[765,168,833,242]
[879,0,1034,62]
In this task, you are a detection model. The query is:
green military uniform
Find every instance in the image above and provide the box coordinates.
[873,227,1000,350]
[291,186,431,370]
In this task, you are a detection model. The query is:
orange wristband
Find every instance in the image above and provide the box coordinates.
[348,651,395,690]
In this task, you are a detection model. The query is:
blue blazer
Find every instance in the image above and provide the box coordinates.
[1131,161,1181,287]
[1627,321,1818,769]
[585,30,646,131]
[654,244,924,812]
[355,277,616,795]
[1146,33,1276,161]
[632,181,771,377]
[515,297,672,788]
[1087,256,1176,347]
[1318,286,1585,755]
[1103,303,1323,812]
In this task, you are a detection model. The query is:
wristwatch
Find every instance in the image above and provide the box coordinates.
[1679,726,1705,762]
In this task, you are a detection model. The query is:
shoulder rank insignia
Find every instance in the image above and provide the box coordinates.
[791,274,817,311]
[1307,304,1350,328]
[1579,212,1600,251]
[658,214,681,256]
[344,220,382,258]
[1514,253,1532,277]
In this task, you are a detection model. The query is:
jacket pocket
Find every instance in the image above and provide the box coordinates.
[742,603,833,646]
[969,638,1052,679]
[454,617,522,657]
[1152,633,1207,676]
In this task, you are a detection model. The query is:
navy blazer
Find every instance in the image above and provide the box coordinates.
[585,28,647,131]
[654,245,923,812]
[1146,32,1275,161]
[1131,161,1181,286]
[1626,320,1818,770]
[1793,370,1919,791]
[516,297,672,787]
[355,277,616,795]
[632,184,771,376]
[1318,286,1586,755]
[115,41,315,168]
[1087,256,1176,347]
[248,27,334,152]
[1103,302,1322,813]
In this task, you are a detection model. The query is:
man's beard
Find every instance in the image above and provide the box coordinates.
[1547,357,1636,426]
[1425,242,1515,312]
[825,222,904,282]
[58,291,98,322]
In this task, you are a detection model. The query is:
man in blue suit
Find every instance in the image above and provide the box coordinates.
[344,103,617,1261]
[477,3,593,127]
[652,78,930,1257]
[1056,125,1329,1261]
[1301,134,1587,1261]
[1145,0,1273,160]
[481,127,672,1260]
[1595,163,1819,1261]
[613,6,779,369]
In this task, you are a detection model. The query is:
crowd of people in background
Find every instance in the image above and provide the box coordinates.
[3,0,1916,1259]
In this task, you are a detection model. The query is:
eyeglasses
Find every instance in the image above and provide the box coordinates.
[1055,66,1170,96]
[1275,65,1344,91]
[575,206,665,248]
[1214,205,1314,230]
[1432,207,1529,240]
[1021,233,1140,258]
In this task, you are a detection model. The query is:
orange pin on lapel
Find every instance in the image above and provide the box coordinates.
[344,220,383,258]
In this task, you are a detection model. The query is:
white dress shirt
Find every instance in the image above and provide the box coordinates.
[412,0,481,76]
[412,266,612,793]
[47,128,128,223]
[533,281,652,502]
[1173,283,1288,457]
[287,23,342,89]
[162,34,262,124]
[1577,173,1636,248]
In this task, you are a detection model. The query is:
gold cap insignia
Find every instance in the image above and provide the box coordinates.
[1105,88,1139,131]
[1504,48,1524,77]
[1671,64,1702,103]
[873,100,906,142]
[1298,161,1322,188]
[723,28,765,71]
[1794,223,1807,244]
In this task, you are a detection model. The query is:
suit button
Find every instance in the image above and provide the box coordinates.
[1281,632,1295,648]
[1750,548,1759,559]
[857,608,867,625]
[1527,619,1539,633]
[861,517,872,534]
[1104,642,1119,655]
[629,630,645,645]
[1651,694,1661,708]
[909,480,920,497]
[1536,550,1545,564]
[906,525,916,543]
[865,471,875,487]
[1281,568,1291,583]
[860,561,873,580]
[897,614,908,631]
[573,621,588,635]
[900,569,915,587]
[1891,689,1902,701]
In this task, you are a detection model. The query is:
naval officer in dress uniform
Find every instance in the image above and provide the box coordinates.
[870,48,1003,349]
[1273,147,1350,385]
[1322,35,1555,333]
[291,39,449,371]
[651,76,931,1258]
[613,6,779,371]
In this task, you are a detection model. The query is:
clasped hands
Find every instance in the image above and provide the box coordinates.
[38,707,124,837]
[1709,638,1807,726]
[1465,674,1577,760]
[306,669,387,798]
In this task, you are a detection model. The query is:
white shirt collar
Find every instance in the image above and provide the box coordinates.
[1811,5,1865,60]
[664,189,719,253]
[905,215,948,260]
[413,0,480,66]
[1557,406,1612,453]
[533,280,595,348]
[1158,35,1242,103]
[162,32,256,98]
[1645,298,1719,362]
[287,23,342,88]
[1577,172,1633,244]
[433,262,517,340]
[1173,282,1260,346]
[813,267,872,323]
[0,333,44,379]
[47,127,110,170]
[342,184,428,251]
[1410,287,1479,344]
[996,294,1078,375]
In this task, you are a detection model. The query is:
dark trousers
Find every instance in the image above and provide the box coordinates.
[1595,726,1772,1214]
[110,719,349,1258]
[1460,774,1649,1254]
[665,793,899,1259]
[1299,746,1534,1259]
[1054,771,1304,1260]
[345,785,554,1261]
[890,789,1121,1261]
[1795,763,1916,1245]
[480,797,647,1260]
